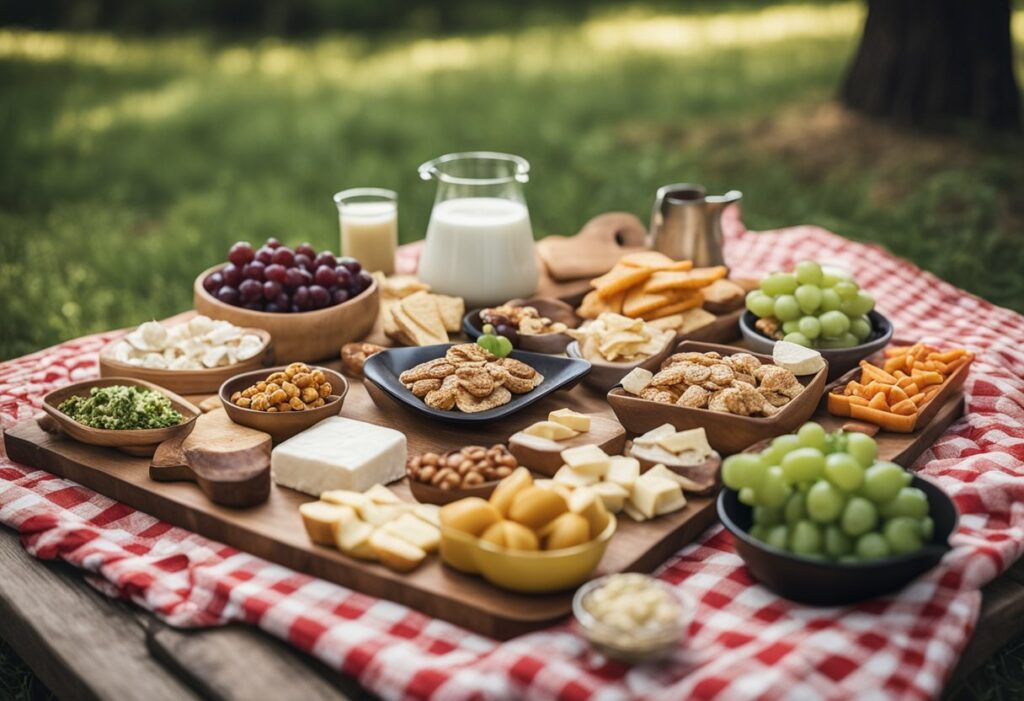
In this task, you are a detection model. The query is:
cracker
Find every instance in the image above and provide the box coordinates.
[434,294,465,333]
[643,266,728,293]
[393,302,447,346]
[675,307,717,334]
[700,278,745,309]
[384,275,430,299]
[646,314,683,332]
[623,286,679,318]
[400,291,449,344]
[619,251,692,271]
[591,264,654,300]
[578,289,625,319]
[638,291,704,320]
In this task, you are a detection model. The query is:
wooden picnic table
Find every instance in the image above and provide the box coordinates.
[0,520,1022,700]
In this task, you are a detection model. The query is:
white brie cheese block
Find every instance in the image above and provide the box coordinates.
[772,340,826,376]
[271,417,406,497]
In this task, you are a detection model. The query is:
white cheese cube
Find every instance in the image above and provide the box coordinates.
[333,515,377,560]
[553,464,599,488]
[591,482,629,513]
[622,501,648,522]
[523,420,579,441]
[621,367,654,396]
[606,456,640,491]
[772,341,825,376]
[560,444,610,476]
[271,417,406,497]
[412,504,441,528]
[364,483,402,504]
[629,471,685,519]
[657,428,712,456]
[633,423,677,447]
[380,513,441,553]
[644,464,703,492]
[299,502,354,546]
[548,408,591,432]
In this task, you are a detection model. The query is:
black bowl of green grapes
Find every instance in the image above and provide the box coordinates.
[739,260,893,380]
[717,423,958,606]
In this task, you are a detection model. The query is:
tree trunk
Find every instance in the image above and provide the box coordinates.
[841,0,1022,131]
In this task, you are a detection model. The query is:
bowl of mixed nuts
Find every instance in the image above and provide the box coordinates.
[406,444,519,505]
[219,362,348,442]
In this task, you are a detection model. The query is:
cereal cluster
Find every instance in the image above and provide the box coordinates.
[231,363,333,412]
[406,444,518,490]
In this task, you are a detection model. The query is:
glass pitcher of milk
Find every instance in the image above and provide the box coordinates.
[417,152,539,306]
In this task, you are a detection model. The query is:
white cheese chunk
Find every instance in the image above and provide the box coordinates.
[560,444,610,476]
[606,456,640,491]
[271,417,406,497]
[548,408,591,432]
[621,367,654,396]
[633,423,677,447]
[523,420,579,441]
[657,428,712,457]
[553,464,600,488]
[772,341,826,376]
[591,481,629,513]
[629,471,686,519]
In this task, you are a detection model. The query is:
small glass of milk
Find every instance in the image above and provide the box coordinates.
[333,188,398,275]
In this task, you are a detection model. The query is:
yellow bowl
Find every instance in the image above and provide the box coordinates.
[440,516,616,593]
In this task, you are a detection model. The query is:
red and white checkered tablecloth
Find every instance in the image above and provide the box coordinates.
[3,215,1024,701]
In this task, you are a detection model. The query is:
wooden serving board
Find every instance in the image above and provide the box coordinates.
[4,365,716,640]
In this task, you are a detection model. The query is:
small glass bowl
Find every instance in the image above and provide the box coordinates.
[572,574,694,663]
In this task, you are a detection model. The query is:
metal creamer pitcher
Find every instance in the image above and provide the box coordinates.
[648,184,742,267]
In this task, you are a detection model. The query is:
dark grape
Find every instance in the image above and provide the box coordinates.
[273,292,290,309]
[338,256,361,274]
[228,241,255,266]
[203,271,225,293]
[265,237,282,249]
[495,323,520,346]
[296,242,316,259]
[314,265,337,287]
[255,246,274,265]
[216,286,240,305]
[309,285,330,309]
[239,279,263,303]
[271,246,295,267]
[294,253,313,271]
[284,268,305,289]
[293,286,311,311]
[222,263,243,287]
[265,263,287,284]
[243,260,265,282]
[242,301,264,311]
[334,266,352,288]
[332,288,350,305]
[262,280,283,299]
[298,269,314,286]
[314,251,337,269]
[349,270,373,295]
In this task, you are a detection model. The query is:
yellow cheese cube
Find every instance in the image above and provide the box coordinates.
[412,503,441,528]
[369,529,426,572]
[633,423,676,447]
[364,483,402,505]
[629,472,685,519]
[591,482,629,513]
[524,420,579,441]
[548,408,591,433]
[381,513,441,553]
[622,501,648,522]
[332,514,377,560]
[568,487,611,536]
[554,464,600,488]
[560,444,610,476]
[606,456,640,491]
[644,464,703,493]
[299,501,354,546]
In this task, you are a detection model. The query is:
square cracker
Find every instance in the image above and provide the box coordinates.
[591,264,654,300]
[674,307,717,334]
[643,266,728,293]
[434,295,465,333]
[398,292,448,345]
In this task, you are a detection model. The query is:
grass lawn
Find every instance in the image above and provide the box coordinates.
[1,2,1023,359]
[1,1,1024,696]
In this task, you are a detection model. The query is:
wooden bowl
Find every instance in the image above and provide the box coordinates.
[566,338,674,394]
[98,327,273,395]
[739,310,894,381]
[218,366,348,443]
[407,476,500,505]
[718,475,957,605]
[606,341,828,455]
[462,297,580,355]
[193,265,379,363]
[42,378,200,456]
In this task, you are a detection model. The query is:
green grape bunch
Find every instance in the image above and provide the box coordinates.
[723,423,933,563]
[746,260,876,349]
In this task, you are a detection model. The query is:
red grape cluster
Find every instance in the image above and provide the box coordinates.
[203,238,373,313]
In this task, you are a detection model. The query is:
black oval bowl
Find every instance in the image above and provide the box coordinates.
[739,310,894,381]
[717,474,957,606]
[462,308,574,355]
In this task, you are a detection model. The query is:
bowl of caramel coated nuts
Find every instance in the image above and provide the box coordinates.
[406,444,519,505]
[219,362,348,443]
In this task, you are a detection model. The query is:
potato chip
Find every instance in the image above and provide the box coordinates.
[578,289,625,319]
[569,313,674,362]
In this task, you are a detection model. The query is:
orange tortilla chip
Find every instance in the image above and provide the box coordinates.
[577,288,625,319]
[643,266,728,293]
[591,264,654,300]
[639,292,705,320]
[619,251,691,270]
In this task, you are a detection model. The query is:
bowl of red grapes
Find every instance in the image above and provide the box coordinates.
[200,237,375,313]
